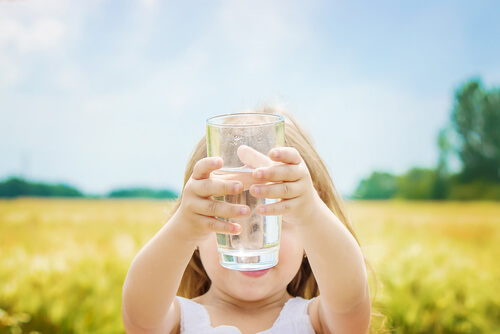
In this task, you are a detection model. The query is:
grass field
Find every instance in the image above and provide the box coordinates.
[0,199,499,333]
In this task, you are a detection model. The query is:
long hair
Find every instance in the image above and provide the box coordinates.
[173,106,362,300]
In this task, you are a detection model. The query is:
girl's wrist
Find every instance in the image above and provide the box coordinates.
[288,190,326,226]
[167,210,205,246]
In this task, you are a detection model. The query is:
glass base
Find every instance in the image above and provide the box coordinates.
[218,246,280,271]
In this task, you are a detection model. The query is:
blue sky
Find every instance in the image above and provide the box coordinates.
[1,0,499,196]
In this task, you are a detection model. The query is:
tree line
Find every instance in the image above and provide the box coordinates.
[355,79,500,200]
[0,177,178,200]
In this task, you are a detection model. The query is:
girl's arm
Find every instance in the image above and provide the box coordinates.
[250,148,370,334]
[122,157,249,333]
[296,204,371,334]
[122,212,197,334]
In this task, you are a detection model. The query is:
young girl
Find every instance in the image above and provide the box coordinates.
[122,108,371,334]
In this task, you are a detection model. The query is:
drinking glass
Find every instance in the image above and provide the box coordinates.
[206,113,285,271]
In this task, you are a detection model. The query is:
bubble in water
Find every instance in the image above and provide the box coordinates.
[251,224,260,233]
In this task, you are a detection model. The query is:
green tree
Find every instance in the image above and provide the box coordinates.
[354,172,398,199]
[396,168,436,200]
[449,79,500,182]
[431,129,451,199]
[107,188,178,199]
[354,78,500,201]
[0,177,84,198]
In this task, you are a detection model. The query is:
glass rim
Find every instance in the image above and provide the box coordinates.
[206,113,284,128]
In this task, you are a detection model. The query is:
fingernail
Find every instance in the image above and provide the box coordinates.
[272,150,279,158]
[258,206,266,214]
[253,186,260,195]
[233,224,242,233]
[240,207,248,215]
[256,171,263,179]
[233,183,241,192]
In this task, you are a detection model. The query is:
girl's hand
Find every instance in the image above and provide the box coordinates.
[176,157,250,242]
[249,147,323,225]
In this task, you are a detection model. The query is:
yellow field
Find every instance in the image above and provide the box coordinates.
[0,199,499,333]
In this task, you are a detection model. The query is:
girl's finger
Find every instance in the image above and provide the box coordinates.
[192,178,243,198]
[269,147,302,165]
[252,164,301,182]
[196,198,250,219]
[256,198,295,216]
[237,145,273,168]
[197,216,241,235]
[249,182,300,199]
[192,157,223,180]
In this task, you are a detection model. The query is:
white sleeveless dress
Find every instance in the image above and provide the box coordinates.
[176,296,316,334]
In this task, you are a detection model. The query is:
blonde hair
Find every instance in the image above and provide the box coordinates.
[174,106,362,300]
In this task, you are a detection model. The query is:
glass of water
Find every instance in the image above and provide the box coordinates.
[206,113,285,271]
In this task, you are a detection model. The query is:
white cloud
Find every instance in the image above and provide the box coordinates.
[81,45,210,116]
[52,63,88,93]
[0,1,70,88]
[0,0,109,88]
[137,0,158,9]
[0,52,21,86]
[0,18,66,89]
[0,0,70,53]
[211,1,314,73]
[0,18,66,53]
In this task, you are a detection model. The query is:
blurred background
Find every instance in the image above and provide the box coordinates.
[1,0,499,333]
